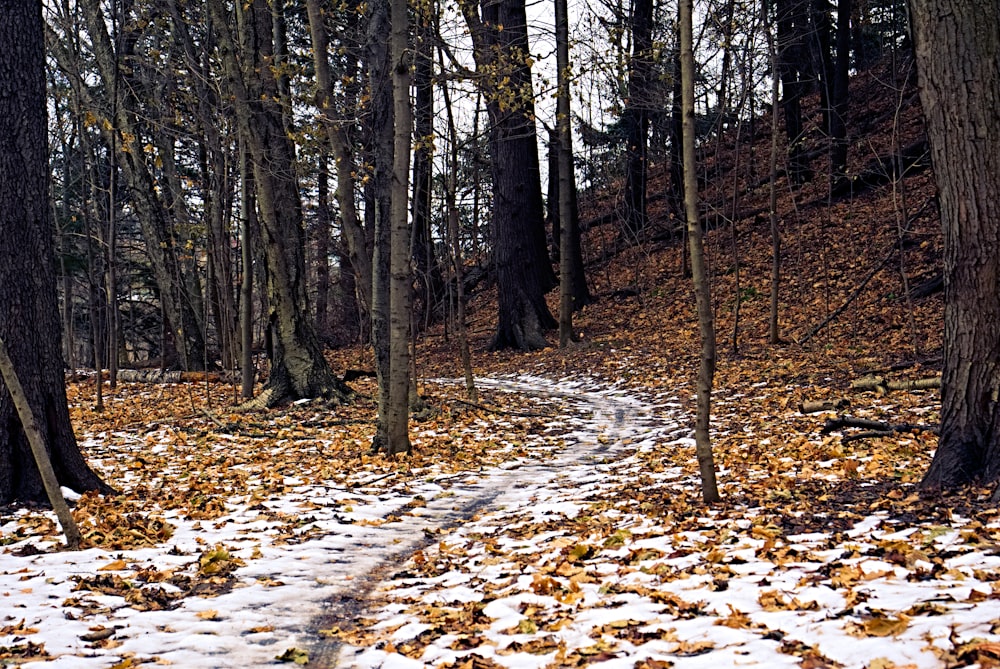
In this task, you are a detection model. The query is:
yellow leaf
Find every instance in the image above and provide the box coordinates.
[99,560,128,571]
[862,614,909,637]
[196,610,219,620]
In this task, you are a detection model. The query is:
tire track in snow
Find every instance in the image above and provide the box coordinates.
[308,376,689,668]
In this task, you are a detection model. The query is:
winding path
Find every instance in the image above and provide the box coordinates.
[303,376,689,668]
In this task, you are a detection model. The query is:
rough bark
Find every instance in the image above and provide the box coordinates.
[208,0,348,406]
[460,0,558,351]
[556,0,574,346]
[386,0,413,455]
[367,0,394,451]
[0,4,110,504]
[909,0,1000,489]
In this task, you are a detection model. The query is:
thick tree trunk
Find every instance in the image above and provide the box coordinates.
[460,0,557,351]
[208,0,348,406]
[910,0,1000,489]
[0,4,110,504]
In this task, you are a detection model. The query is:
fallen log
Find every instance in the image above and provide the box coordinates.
[799,398,851,414]
[115,369,231,383]
[820,415,939,443]
[851,375,941,393]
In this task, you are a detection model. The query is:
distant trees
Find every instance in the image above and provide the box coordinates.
[621,0,654,236]
[909,0,1000,490]
[0,2,108,504]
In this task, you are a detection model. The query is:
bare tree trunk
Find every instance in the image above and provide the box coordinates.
[681,0,721,503]
[909,0,1000,490]
[461,0,557,351]
[0,2,111,504]
[766,0,782,345]
[441,64,477,402]
[385,0,413,455]
[240,143,256,400]
[556,0,574,346]
[208,0,348,406]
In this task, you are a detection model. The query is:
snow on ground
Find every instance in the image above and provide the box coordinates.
[2,375,1000,669]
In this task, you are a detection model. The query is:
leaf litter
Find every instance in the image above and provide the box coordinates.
[0,359,998,669]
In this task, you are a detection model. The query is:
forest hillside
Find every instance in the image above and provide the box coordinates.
[405,53,941,418]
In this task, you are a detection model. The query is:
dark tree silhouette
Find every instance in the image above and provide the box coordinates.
[0,3,109,504]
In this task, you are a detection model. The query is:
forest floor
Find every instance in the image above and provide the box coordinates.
[4,55,998,669]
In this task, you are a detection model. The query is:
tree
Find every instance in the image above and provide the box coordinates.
[680,0,720,503]
[775,0,813,185]
[909,0,1000,490]
[621,0,654,236]
[386,0,414,455]
[208,0,350,407]
[460,0,558,351]
[556,0,575,346]
[0,2,109,504]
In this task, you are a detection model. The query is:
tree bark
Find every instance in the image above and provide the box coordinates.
[460,0,558,351]
[909,0,1000,489]
[386,0,413,455]
[556,0,574,346]
[208,0,349,406]
[0,4,110,504]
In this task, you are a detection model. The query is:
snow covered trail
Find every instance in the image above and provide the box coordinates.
[0,375,690,669]
[308,376,689,668]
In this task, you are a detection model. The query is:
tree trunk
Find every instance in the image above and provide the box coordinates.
[766,0,782,345]
[386,0,413,455]
[681,0,721,504]
[909,0,1000,489]
[240,144,256,400]
[366,0,394,451]
[410,17,441,328]
[556,0,574,346]
[460,0,558,351]
[0,4,110,504]
[775,0,812,185]
[442,69,478,402]
[315,155,332,343]
[622,0,654,236]
[208,0,348,406]
[830,0,851,181]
